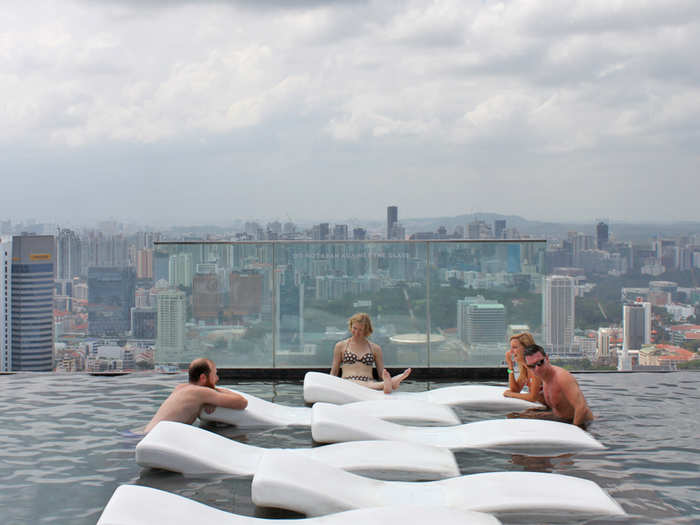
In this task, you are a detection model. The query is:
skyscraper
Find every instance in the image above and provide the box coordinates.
[596,222,609,250]
[11,235,55,371]
[156,289,186,362]
[457,300,506,345]
[0,238,11,372]
[387,206,398,239]
[136,248,153,279]
[56,228,82,280]
[88,267,136,336]
[623,303,646,350]
[494,219,506,240]
[543,275,576,356]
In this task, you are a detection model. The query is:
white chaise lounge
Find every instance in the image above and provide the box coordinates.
[136,421,459,480]
[251,451,626,518]
[199,387,460,427]
[303,371,543,410]
[97,485,502,525]
[311,402,604,455]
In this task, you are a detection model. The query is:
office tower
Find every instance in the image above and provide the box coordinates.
[0,238,11,371]
[229,272,263,317]
[387,206,398,239]
[596,222,609,250]
[56,228,82,280]
[168,252,193,288]
[88,267,136,336]
[153,251,169,283]
[467,220,492,239]
[135,231,161,250]
[156,289,186,362]
[131,306,156,339]
[136,248,153,279]
[352,228,367,240]
[332,224,349,240]
[457,296,505,344]
[192,273,220,323]
[623,303,646,351]
[11,235,55,371]
[460,303,506,345]
[543,275,576,356]
[312,223,330,241]
[494,220,506,240]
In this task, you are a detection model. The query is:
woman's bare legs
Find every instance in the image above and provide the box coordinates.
[381,368,412,394]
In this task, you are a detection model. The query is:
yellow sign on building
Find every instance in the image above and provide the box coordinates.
[30,253,52,261]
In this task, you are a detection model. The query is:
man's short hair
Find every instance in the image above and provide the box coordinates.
[524,344,546,358]
[189,358,211,383]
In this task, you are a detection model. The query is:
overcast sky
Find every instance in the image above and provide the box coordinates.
[1,0,699,227]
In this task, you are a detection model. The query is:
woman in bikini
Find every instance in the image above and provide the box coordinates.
[330,312,411,394]
[502,332,545,404]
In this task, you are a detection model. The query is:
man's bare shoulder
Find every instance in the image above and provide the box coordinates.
[552,365,577,384]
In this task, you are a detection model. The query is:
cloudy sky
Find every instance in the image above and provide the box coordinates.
[1,0,699,227]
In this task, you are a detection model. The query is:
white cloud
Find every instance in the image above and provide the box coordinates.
[0,0,699,223]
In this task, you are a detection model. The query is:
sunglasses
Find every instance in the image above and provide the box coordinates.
[526,358,546,370]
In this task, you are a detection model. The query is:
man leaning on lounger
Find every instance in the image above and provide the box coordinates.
[509,345,594,429]
[143,358,247,433]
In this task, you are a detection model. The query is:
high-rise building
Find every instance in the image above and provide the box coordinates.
[387,206,398,239]
[311,223,330,241]
[136,249,153,279]
[56,228,82,280]
[467,220,492,240]
[168,253,193,288]
[88,267,136,336]
[543,275,576,356]
[494,220,506,240]
[10,235,55,371]
[332,224,348,240]
[596,222,609,250]
[131,306,156,339]
[457,296,506,345]
[1,238,11,372]
[156,289,186,362]
[153,251,169,282]
[352,228,367,240]
[623,303,646,350]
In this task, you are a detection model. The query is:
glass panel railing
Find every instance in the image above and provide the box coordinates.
[154,240,546,368]
[428,241,545,366]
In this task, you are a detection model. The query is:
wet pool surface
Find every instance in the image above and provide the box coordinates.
[0,371,698,524]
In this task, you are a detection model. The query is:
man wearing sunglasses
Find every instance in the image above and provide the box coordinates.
[523,344,594,428]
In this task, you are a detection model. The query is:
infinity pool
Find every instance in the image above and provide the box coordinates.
[0,371,697,524]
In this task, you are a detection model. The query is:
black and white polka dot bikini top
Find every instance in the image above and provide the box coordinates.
[342,340,375,366]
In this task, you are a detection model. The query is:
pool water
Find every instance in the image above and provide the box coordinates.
[0,372,698,524]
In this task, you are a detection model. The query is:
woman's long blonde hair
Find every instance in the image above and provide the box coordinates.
[510,332,536,349]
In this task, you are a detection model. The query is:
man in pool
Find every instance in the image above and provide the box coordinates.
[512,345,594,429]
[143,358,247,433]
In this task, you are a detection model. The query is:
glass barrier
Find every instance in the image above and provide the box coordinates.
[153,240,546,368]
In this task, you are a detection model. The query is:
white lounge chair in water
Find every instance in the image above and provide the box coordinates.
[136,421,459,480]
[303,371,543,409]
[311,403,604,455]
[199,387,460,427]
[97,485,502,525]
[251,451,626,518]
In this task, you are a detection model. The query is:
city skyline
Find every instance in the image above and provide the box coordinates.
[1,1,700,225]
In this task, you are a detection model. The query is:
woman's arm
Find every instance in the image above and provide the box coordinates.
[330,341,343,376]
[505,350,527,392]
[504,374,545,404]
